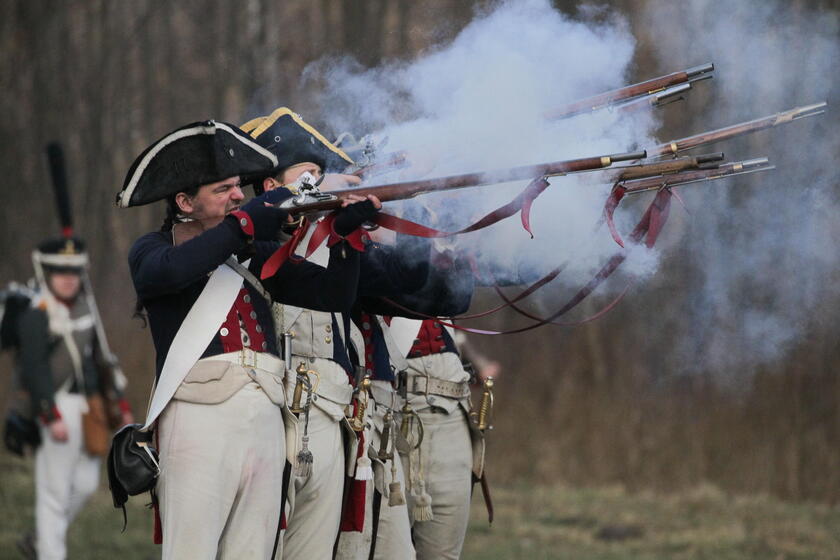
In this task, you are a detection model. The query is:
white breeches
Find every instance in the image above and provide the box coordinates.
[283,404,347,560]
[336,398,415,560]
[157,380,286,559]
[403,406,472,560]
[35,392,100,560]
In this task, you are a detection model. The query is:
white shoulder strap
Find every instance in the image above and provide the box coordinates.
[142,258,246,429]
[375,316,409,372]
[385,317,424,359]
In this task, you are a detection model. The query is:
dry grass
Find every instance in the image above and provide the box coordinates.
[2,448,839,559]
[463,482,840,559]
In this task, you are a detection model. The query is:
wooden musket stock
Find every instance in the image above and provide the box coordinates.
[283,149,647,214]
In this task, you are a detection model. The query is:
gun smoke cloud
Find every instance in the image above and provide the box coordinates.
[301,0,839,382]
[306,0,660,288]
[637,0,840,383]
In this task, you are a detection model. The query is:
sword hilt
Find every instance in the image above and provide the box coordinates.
[350,376,371,432]
[477,377,495,431]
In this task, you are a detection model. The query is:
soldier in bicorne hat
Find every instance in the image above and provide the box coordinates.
[352,241,478,560]
[119,119,380,559]
[243,108,452,559]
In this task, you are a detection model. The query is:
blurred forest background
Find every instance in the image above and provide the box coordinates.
[0,0,838,528]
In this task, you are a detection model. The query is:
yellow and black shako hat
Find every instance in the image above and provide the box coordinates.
[32,236,88,273]
[116,120,278,208]
[241,108,354,178]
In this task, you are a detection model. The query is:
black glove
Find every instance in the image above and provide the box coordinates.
[333,199,380,236]
[238,196,290,240]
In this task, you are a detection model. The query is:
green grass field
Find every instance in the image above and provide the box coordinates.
[2,449,839,559]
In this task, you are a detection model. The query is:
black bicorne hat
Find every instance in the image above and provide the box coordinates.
[33,236,88,271]
[241,108,354,175]
[116,120,279,208]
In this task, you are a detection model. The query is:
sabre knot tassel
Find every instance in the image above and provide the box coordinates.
[388,481,406,507]
[412,480,434,521]
[295,434,313,478]
[355,455,373,481]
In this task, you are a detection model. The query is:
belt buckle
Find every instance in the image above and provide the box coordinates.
[405,375,419,394]
[240,348,258,369]
[396,370,408,400]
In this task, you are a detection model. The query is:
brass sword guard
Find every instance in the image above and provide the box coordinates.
[477,377,495,432]
[290,362,320,414]
[349,376,371,432]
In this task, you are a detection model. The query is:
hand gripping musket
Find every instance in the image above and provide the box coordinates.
[618,157,775,195]
[544,63,714,120]
[279,149,647,215]
[650,102,827,158]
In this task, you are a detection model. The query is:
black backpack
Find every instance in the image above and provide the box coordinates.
[1,282,41,456]
[0,282,36,351]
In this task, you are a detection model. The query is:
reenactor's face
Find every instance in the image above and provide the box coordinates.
[177,176,244,228]
[47,271,82,301]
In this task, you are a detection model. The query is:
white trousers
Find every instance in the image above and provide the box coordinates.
[336,399,415,560]
[403,407,472,560]
[157,381,286,559]
[283,404,346,559]
[35,392,100,560]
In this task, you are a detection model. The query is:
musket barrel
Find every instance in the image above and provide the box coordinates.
[545,63,715,120]
[792,101,828,119]
[656,82,691,101]
[696,152,725,164]
[651,102,828,156]
[686,62,714,77]
[608,150,647,163]
[621,158,774,194]
[738,157,770,169]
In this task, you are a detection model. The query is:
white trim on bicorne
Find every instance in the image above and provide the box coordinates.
[116,121,279,208]
[32,250,88,268]
[213,122,278,168]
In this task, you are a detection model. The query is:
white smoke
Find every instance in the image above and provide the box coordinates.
[302,0,839,381]
[636,0,840,382]
[305,0,661,297]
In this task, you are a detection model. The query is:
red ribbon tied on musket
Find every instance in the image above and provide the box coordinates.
[260,214,369,280]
